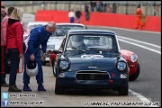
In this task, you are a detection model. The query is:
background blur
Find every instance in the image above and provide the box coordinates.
[1,1,161,16]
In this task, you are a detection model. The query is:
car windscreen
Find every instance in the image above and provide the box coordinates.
[65,34,118,53]
[58,25,85,31]
[51,25,85,37]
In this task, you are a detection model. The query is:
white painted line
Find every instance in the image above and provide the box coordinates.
[117,35,161,48]
[88,25,161,34]
[129,89,159,107]
[118,39,161,54]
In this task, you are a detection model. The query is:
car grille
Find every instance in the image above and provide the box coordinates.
[76,71,109,80]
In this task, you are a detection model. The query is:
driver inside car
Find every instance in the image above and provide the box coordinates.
[71,35,87,50]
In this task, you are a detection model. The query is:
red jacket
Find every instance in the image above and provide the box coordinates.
[1,16,9,46]
[6,18,24,54]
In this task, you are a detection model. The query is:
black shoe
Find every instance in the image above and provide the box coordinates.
[8,85,22,92]
[1,83,9,87]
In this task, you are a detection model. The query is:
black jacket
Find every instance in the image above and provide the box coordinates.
[75,11,82,18]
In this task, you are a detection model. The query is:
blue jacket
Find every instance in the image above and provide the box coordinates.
[27,25,52,55]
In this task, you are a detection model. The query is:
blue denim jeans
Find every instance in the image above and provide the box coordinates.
[70,17,74,23]
[8,48,20,86]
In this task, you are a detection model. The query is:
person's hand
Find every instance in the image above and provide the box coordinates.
[19,54,24,58]
[42,54,46,62]
[30,54,35,61]
[20,57,24,73]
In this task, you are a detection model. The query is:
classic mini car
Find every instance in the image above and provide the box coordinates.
[50,31,140,81]
[52,30,129,95]
[24,22,87,65]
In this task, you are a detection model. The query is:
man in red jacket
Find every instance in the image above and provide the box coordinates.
[1,6,15,87]
[1,6,6,20]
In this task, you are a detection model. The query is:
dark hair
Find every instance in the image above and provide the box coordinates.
[7,7,15,16]
[137,4,141,8]
[1,6,5,9]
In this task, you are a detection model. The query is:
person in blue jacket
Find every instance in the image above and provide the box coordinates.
[23,22,56,91]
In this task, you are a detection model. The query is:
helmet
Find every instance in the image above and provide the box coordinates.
[71,36,84,47]
[26,59,38,77]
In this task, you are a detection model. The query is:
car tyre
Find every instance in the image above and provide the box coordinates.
[118,83,128,96]
[52,60,56,77]
[129,64,140,81]
[55,79,64,94]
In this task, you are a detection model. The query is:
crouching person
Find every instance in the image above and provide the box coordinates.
[23,22,56,91]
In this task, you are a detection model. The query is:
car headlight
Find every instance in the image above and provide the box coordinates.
[59,60,69,70]
[117,62,127,71]
[130,54,138,62]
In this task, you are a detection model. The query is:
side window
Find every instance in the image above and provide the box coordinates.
[59,38,66,51]
[53,28,65,36]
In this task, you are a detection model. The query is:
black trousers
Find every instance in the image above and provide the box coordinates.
[1,46,7,84]
[8,48,20,86]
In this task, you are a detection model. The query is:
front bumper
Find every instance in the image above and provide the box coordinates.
[128,62,138,76]
[56,71,128,89]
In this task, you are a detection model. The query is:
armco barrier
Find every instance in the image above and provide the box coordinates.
[36,10,161,32]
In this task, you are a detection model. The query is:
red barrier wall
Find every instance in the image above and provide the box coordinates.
[36,10,161,32]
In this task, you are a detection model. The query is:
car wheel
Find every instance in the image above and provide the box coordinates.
[55,79,64,94]
[118,84,128,96]
[129,64,140,81]
[52,60,56,77]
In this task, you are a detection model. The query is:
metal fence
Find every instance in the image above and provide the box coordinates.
[2,1,161,16]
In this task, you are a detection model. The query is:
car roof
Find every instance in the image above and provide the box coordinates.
[27,22,48,26]
[56,23,85,26]
[68,29,116,35]
[27,22,85,26]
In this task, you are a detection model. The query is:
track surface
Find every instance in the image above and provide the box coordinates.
[89,26,161,106]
